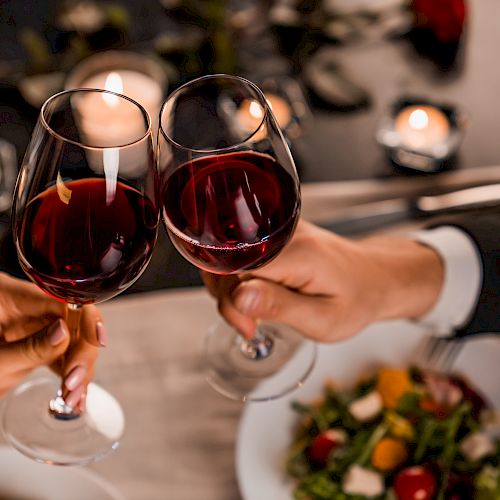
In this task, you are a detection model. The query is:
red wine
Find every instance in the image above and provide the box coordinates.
[18,178,158,304]
[163,151,299,274]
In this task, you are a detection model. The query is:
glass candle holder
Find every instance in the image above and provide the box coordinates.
[256,76,312,142]
[65,50,168,132]
[376,96,466,172]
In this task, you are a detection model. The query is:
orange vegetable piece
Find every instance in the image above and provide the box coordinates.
[371,437,408,471]
[376,368,412,409]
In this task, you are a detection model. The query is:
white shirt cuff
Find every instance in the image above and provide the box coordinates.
[409,226,482,336]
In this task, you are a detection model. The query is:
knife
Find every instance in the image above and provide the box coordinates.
[320,183,500,235]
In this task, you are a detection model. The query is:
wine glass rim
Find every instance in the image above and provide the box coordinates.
[159,73,271,154]
[40,88,152,150]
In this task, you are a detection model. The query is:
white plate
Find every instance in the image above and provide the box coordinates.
[0,445,125,500]
[236,320,500,500]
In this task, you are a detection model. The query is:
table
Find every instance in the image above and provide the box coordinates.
[0,171,498,499]
[87,162,500,495]
[89,287,244,500]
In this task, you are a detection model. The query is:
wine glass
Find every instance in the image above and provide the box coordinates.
[158,74,316,401]
[3,89,159,464]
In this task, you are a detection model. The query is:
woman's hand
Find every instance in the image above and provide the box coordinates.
[0,273,105,409]
[203,220,444,343]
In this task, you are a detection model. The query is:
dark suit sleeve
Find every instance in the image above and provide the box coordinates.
[430,212,500,337]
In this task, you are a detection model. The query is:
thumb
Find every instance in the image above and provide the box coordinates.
[232,279,333,341]
[0,319,70,370]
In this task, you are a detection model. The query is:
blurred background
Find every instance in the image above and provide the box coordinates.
[0,0,498,292]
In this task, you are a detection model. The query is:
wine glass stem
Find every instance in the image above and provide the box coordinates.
[239,327,274,360]
[48,303,82,420]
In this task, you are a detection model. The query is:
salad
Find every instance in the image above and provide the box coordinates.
[286,366,500,499]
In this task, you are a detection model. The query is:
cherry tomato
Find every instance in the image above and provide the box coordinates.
[308,429,343,466]
[394,466,437,500]
[419,398,449,420]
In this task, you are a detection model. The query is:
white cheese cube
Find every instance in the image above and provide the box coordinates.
[460,432,496,462]
[348,391,383,422]
[342,465,384,497]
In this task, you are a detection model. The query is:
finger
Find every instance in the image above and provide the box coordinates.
[218,294,258,340]
[0,274,65,329]
[0,319,69,371]
[201,273,257,339]
[3,313,63,343]
[64,384,86,410]
[58,308,100,405]
[60,340,99,386]
[58,341,97,408]
[231,279,337,341]
[77,305,107,348]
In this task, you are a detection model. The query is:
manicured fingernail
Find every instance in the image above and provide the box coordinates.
[65,384,85,409]
[78,393,87,412]
[234,285,260,314]
[96,321,107,347]
[48,319,68,346]
[64,365,87,391]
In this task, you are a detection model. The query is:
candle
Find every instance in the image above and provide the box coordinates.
[72,78,151,179]
[395,105,450,151]
[75,72,149,147]
[236,93,293,140]
[265,93,292,129]
[81,69,163,130]
[236,98,265,138]
[65,51,166,190]
[65,51,167,134]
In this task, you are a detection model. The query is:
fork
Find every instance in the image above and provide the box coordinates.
[417,331,465,373]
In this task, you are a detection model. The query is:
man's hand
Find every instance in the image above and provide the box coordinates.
[203,220,444,343]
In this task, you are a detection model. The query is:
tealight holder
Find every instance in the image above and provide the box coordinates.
[258,76,312,142]
[376,96,466,172]
[65,50,169,132]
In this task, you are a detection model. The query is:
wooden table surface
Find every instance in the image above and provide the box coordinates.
[89,287,244,500]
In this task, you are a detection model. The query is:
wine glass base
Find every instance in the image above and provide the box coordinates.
[2,377,125,466]
[205,320,317,402]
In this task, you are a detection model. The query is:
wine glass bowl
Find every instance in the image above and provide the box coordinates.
[158,74,316,401]
[4,89,159,465]
[159,75,300,275]
[14,90,158,305]
[162,149,299,275]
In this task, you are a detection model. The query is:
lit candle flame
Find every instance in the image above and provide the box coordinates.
[248,100,264,120]
[102,72,123,107]
[408,108,429,130]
